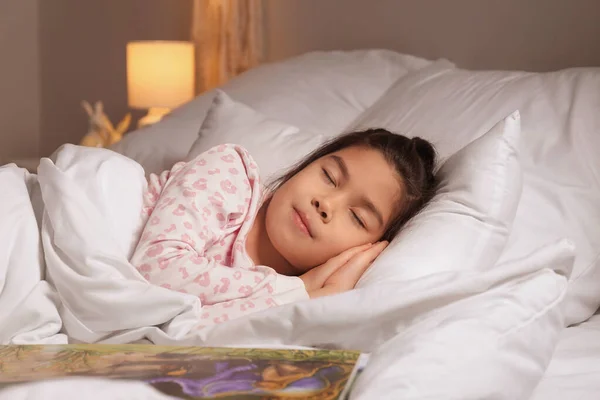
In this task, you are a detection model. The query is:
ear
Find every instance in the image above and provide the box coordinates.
[116,113,132,134]
[94,101,104,115]
[102,114,115,132]
[82,101,93,116]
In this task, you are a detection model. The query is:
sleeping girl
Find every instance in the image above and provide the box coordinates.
[130,129,437,326]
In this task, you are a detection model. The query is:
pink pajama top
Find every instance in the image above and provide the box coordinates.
[130,144,309,327]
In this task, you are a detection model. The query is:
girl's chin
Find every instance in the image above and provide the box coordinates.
[273,262,304,276]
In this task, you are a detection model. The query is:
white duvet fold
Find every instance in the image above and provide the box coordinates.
[0,165,63,344]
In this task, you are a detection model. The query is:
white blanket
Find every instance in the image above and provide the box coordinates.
[0,145,574,399]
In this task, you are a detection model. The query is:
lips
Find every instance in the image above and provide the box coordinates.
[292,208,312,237]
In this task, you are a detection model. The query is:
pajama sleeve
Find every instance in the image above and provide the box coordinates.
[130,144,308,323]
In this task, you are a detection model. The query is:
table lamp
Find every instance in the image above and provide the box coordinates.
[127,41,195,128]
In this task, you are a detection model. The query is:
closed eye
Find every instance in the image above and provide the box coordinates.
[322,168,335,186]
[351,210,366,229]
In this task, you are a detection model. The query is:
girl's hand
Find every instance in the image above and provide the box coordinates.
[299,241,389,299]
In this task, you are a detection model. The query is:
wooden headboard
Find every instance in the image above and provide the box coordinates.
[264,0,600,72]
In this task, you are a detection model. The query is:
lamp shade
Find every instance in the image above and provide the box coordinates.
[127,41,195,110]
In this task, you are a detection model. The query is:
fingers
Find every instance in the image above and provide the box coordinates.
[361,240,389,260]
[300,243,372,292]
[351,240,388,268]
[316,243,373,280]
[335,241,389,287]
[331,243,373,266]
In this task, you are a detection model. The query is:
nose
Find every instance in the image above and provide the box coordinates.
[312,198,332,223]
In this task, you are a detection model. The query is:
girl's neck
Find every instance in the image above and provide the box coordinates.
[246,202,298,276]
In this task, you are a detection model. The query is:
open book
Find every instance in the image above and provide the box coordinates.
[0,344,368,399]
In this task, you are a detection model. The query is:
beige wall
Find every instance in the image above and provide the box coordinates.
[1,0,192,158]
[4,0,599,158]
[38,0,193,156]
[265,0,600,71]
[0,0,41,159]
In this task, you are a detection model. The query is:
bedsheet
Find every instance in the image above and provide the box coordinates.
[0,145,574,399]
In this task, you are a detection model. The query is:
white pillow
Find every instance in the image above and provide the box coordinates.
[188,93,523,284]
[350,63,600,325]
[221,50,437,137]
[358,111,522,285]
[186,90,325,182]
[350,61,538,160]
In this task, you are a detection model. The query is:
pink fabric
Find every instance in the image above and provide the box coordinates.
[130,144,308,327]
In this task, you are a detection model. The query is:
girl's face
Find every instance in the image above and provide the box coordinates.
[265,146,402,272]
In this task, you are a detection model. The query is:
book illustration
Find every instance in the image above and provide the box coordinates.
[0,345,364,399]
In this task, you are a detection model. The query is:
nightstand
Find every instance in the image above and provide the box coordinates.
[2,157,40,173]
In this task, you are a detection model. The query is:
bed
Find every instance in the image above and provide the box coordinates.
[110,50,599,399]
[113,50,600,399]
[0,49,598,399]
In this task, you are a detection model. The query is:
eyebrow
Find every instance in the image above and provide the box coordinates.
[330,155,349,180]
[362,198,384,227]
[329,155,385,227]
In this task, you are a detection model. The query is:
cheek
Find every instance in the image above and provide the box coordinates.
[314,224,368,257]
[327,229,370,254]
[300,235,369,271]
[264,193,295,257]
[264,196,282,239]
[265,188,288,222]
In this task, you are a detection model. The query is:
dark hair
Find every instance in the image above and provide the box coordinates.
[269,128,438,241]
